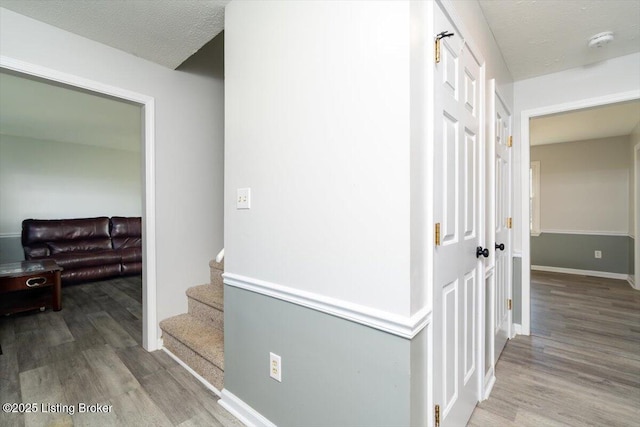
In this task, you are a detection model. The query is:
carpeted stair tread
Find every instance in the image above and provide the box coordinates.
[160,313,224,370]
[187,284,223,311]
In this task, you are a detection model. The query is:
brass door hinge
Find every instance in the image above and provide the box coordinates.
[507,217,513,229]
[508,135,513,147]
[435,404,440,427]
[508,299,512,310]
[435,223,441,246]
[435,31,454,63]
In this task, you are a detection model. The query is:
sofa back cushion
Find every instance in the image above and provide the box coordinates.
[47,238,113,254]
[22,217,111,259]
[110,217,142,250]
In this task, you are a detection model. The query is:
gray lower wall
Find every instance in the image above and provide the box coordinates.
[629,237,635,275]
[224,286,413,427]
[531,233,633,275]
[512,256,522,325]
[0,235,24,264]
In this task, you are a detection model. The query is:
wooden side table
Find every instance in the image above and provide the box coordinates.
[0,260,63,315]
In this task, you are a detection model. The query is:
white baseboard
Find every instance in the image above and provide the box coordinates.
[219,389,276,427]
[513,323,523,336]
[161,346,221,397]
[531,265,629,281]
[482,375,496,401]
[629,275,639,290]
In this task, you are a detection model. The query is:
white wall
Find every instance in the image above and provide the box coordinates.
[225,0,412,316]
[513,52,640,251]
[0,134,141,234]
[0,8,225,330]
[531,136,630,234]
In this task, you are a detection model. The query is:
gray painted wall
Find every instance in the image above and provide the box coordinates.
[531,233,633,275]
[0,236,23,264]
[629,237,635,275]
[512,257,522,325]
[224,286,413,426]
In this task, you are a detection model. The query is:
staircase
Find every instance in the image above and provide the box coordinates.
[159,259,225,392]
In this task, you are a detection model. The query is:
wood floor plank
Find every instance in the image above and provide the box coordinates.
[108,386,173,427]
[2,276,241,427]
[19,364,72,427]
[115,345,164,381]
[167,365,243,426]
[469,271,640,427]
[140,368,205,425]
[82,344,140,400]
[86,311,137,349]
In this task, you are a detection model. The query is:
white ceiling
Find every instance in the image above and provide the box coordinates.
[478,0,640,80]
[0,0,639,149]
[0,71,142,152]
[530,100,640,146]
[0,0,230,69]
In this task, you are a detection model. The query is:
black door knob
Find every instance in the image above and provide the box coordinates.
[476,246,489,258]
[495,243,505,251]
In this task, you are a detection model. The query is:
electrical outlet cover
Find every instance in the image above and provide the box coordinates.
[270,352,282,382]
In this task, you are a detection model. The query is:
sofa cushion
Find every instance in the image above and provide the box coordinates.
[47,238,113,254]
[117,247,142,263]
[62,264,122,283]
[111,217,142,250]
[23,244,49,258]
[23,217,110,245]
[39,250,121,269]
[121,262,142,276]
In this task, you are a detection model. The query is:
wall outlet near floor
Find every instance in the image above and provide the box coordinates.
[270,352,282,382]
[594,250,602,259]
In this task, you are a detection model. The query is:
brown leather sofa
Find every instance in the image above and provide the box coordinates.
[21,216,142,284]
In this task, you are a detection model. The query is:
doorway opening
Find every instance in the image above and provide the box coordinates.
[1,56,158,351]
[519,91,639,335]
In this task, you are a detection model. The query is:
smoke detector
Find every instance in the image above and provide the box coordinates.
[588,31,614,48]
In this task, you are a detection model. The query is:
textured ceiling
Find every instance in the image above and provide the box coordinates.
[0,0,230,69]
[478,0,640,80]
[530,100,640,146]
[0,71,142,151]
[1,0,639,149]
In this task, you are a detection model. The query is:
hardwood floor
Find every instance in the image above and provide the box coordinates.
[0,276,242,427]
[469,271,640,427]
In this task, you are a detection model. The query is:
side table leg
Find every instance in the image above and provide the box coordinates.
[53,271,62,311]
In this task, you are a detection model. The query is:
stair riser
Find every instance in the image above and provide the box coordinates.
[188,298,224,331]
[162,333,224,391]
[209,260,224,292]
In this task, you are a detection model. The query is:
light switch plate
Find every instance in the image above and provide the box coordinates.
[237,188,251,209]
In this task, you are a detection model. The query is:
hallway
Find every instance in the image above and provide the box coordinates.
[468,271,640,426]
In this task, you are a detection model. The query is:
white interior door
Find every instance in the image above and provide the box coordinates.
[494,93,512,361]
[432,4,483,425]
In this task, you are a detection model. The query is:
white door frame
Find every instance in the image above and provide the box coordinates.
[635,143,640,290]
[519,90,640,335]
[0,55,159,351]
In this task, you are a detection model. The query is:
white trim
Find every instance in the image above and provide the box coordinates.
[513,323,523,335]
[530,161,541,236]
[223,273,431,339]
[0,232,20,238]
[512,251,522,258]
[482,375,496,401]
[634,143,639,290]
[162,346,221,397]
[219,389,276,427]
[0,55,159,351]
[627,275,637,290]
[531,265,629,281]
[538,229,630,237]
[520,89,640,337]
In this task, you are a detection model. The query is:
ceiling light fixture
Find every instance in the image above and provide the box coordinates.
[588,31,614,49]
